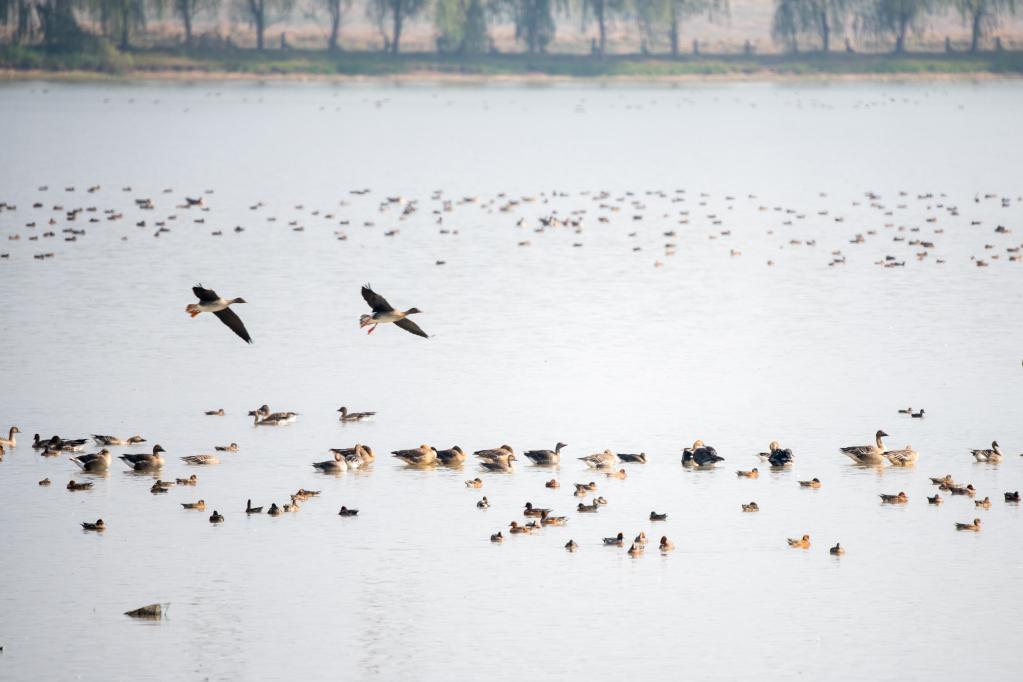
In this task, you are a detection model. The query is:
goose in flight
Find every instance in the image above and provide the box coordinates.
[186,284,252,344]
[360,284,427,338]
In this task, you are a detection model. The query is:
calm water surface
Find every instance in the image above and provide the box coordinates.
[1,80,1022,680]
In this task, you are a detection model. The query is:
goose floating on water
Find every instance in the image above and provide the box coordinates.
[579,449,617,469]
[435,446,466,466]
[338,406,376,422]
[119,444,166,470]
[71,449,112,472]
[884,445,919,467]
[523,442,566,465]
[186,284,252,344]
[92,434,145,446]
[617,452,646,463]
[840,430,889,464]
[0,426,20,448]
[392,444,437,466]
[682,440,724,467]
[360,284,428,338]
[759,441,794,467]
[971,441,1002,463]
[312,451,348,473]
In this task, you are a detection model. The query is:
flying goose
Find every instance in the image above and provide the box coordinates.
[119,444,166,470]
[360,284,427,338]
[71,449,112,472]
[840,430,889,464]
[338,406,376,422]
[579,449,618,469]
[681,440,724,467]
[186,284,252,344]
[392,444,437,466]
[971,441,1002,463]
[523,442,567,465]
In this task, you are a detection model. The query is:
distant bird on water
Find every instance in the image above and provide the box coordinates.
[186,284,252,344]
[360,284,427,338]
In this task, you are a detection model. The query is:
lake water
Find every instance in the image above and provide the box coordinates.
[1,79,1022,680]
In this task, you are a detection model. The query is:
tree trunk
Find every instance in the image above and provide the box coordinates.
[669,6,679,57]
[15,0,30,44]
[256,14,265,50]
[596,1,606,57]
[119,7,130,49]
[820,10,830,52]
[391,0,403,55]
[894,14,908,54]
[182,6,193,48]
[328,2,341,52]
[970,9,982,53]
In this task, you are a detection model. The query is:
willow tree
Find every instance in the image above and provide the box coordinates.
[771,0,803,52]
[1,0,35,43]
[173,0,219,47]
[237,0,294,50]
[35,0,85,47]
[860,0,933,53]
[770,0,850,52]
[634,0,728,57]
[318,0,352,51]
[581,0,625,56]
[435,0,490,53]
[369,0,427,54]
[955,0,1017,52]
[502,0,559,53]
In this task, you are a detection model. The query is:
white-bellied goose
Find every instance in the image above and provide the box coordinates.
[119,444,166,470]
[360,284,428,338]
[338,406,376,422]
[840,430,888,464]
[524,442,566,465]
[681,440,724,467]
[255,405,297,423]
[313,451,348,473]
[971,441,1002,463]
[617,452,646,463]
[181,454,220,465]
[436,446,466,466]
[481,454,516,472]
[71,449,112,472]
[884,445,919,466]
[392,444,437,466]
[0,426,20,448]
[474,445,514,463]
[579,449,617,469]
[186,284,252,344]
[92,434,146,446]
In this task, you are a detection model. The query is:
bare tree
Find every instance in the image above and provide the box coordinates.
[955,0,1017,52]
[317,0,352,51]
[860,0,933,53]
[581,0,625,56]
[369,0,427,54]
[237,0,294,50]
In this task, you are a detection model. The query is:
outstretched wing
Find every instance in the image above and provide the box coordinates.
[361,284,393,313]
[193,284,219,302]
[214,307,253,344]
[395,317,428,338]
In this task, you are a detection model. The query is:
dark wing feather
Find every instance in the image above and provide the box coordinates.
[361,284,394,313]
[214,307,253,344]
[193,284,219,302]
[395,317,429,338]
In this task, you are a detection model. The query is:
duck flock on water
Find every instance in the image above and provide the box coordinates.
[2,384,1019,559]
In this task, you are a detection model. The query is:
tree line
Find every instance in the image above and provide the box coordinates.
[1,0,1017,55]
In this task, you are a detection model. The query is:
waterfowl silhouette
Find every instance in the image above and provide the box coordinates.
[1006,491,1021,502]
[975,497,991,509]
[540,510,568,526]
[186,284,252,344]
[92,434,145,446]
[650,511,668,521]
[971,441,1002,463]
[911,409,925,419]
[481,455,516,472]
[627,543,644,556]
[181,454,220,465]
[38,478,50,486]
[209,510,225,523]
[0,426,20,448]
[267,503,282,516]
[603,532,625,546]
[66,480,93,491]
[565,539,578,551]
[759,441,794,467]
[338,506,359,517]
[176,475,198,485]
[545,479,560,489]
[477,496,489,509]
[360,284,427,337]
[829,543,845,555]
[736,468,759,478]
[204,409,225,416]
[577,500,599,513]
[523,442,567,465]
[312,451,348,473]
[884,446,919,466]
[465,478,483,488]
[523,502,551,517]
[840,430,889,464]
[214,443,239,452]
[491,532,504,543]
[799,478,822,489]
[605,468,627,480]
[474,445,514,463]
[338,406,376,422]
[246,499,263,514]
[927,494,943,504]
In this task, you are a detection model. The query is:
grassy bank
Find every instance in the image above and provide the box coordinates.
[3,43,1023,80]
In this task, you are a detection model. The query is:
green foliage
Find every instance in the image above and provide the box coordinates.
[435,0,490,53]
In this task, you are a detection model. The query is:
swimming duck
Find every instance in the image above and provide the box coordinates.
[579,449,618,469]
[975,497,991,509]
[884,446,919,466]
[736,468,759,478]
[540,510,568,526]
[40,444,62,457]
[330,445,373,468]
[523,442,567,465]
[617,452,647,463]
[829,543,845,555]
[573,482,598,494]
[204,409,225,416]
[38,478,50,486]
[465,478,483,488]
[787,534,811,548]
[481,454,516,472]
[267,503,282,516]
[595,496,608,505]
[0,426,21,448]
[176,475,198,485]
[927,494,943,504]
[742,502,760,512]
[565,539,578,551]
[911,409,925,419]
[181,454,220,465]
[474,445,514,463]
[1005,491,1021,502]
[508,521,535,534]
[682,440,724,467]
[523,502,551,517]
[312,451,348,473]
[545,479,560,489]
[759,441,795,467]
[634,532,648,545]
[971,441,1002,463]
[150,480,172,494]
[659,536,675,551]
[577,500,599,513]
[930,474,954,486]
[435,446,466,466]
[627,542,644,556]
[799,478,822,488]
[603,532,625,546]
[246,499,263,514]
[92,434,146,446]
[650,511,668,521]
[338,406,376,422]
[181,500,206,510]
[393,444,437,466]
[950,484,977,497]
[186,284,252,344]
[898,407,912,414]
[293,489,320,501]
[840,430,889,464]
[360,284,428,337]
[477,496,489,509]
[880,491,908,504]
[66,480,93,491]
[71,449,112,472]
[209,510,225,523]
[214,443,239,452]
[955,518,981,531]
[338,506,359,517]
[81,519,105,531]
[605,468,627,480]
[491,532,504,543]
[119,444,166,470]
